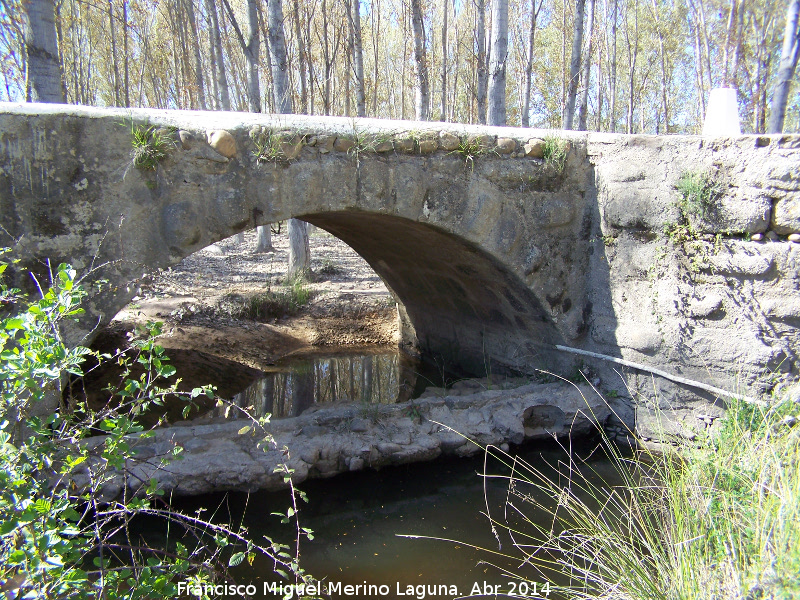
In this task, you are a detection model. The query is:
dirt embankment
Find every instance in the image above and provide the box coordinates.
[107,228,399,371]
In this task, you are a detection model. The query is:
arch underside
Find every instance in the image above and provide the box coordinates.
[302,211,563,376]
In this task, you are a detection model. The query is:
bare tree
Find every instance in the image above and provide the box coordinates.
[346,0,366,117]
[185,0,207,110]
[23,0,63,102]
[410,0,429,120]
[220,0,262,112]
[487,0,509,125]
[576,0,596,130]
[768,0,799,133]
[522,0,543,127]
[205,0,231,110]
[564,0,587,129]
[292,0,308,113]
[440,0,449,121]
[610,0,618,132]
[476,0,488,123]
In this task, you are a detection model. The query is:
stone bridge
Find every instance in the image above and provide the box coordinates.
[2,104,799,425]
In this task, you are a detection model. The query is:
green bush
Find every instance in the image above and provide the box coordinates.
[0,254,315,598]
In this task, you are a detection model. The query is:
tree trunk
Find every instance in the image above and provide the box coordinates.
[410,0,429,120]
[768,0,799,133]
[221,0,261,112]
[440,0,448,121]
[563,0,586,129]
[476,0,488,124]
[245,0,261,112]
[206,0,231,110]
[577,0,596,130]
[122,0,130,107]
[186,0,207,110]
[108,0,121,106]
[292,0,308,114]
[487,0,508,125]
[23,0,64,102]
[610,0,617,132]
[267,0,292,113]
[347,0,366,117]
[287,219,310,280]
[721,0,738,86]
[522,0,540,127]
[650,0,670,132]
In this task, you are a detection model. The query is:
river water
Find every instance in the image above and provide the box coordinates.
[172,439,623,600]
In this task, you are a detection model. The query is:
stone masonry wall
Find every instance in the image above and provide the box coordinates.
[1,104,799,446]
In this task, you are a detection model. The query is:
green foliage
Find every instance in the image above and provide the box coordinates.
[318,259,342,277]
[542,135,569,172]
[0,254,316,598]
[130,124,174,171]
[664,221,699,244]
[253,130,289,163]
[675,170,725,219]
[463,391,800,600]
[450,137,497,170]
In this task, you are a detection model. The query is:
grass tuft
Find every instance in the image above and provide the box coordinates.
[131,124,174,170]
[542,135,569,172]
[219,280,312,322]
[675,170,725,218]
[461,385,800,600]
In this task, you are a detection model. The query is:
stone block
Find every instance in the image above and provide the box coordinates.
[496,138,516,154]
[523,138,545,158]
[601,185,680,231]
[772,193,800,234]
[710,249,773,276]
[206,130,237,158]
[693,192,771,234]
[394,136,415,152]
[688,294,723,318]
[439,131,460,151]
[178,130,196,150]
[418,139,438,154]
[333,137,355,152]
[315,135,335,153]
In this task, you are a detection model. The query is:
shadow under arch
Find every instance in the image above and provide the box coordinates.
[300,211,565,377]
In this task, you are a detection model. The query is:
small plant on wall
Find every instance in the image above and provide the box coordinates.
[253,130,288,163]
[130,123,175,170]
[675,169,725,219]
[542,135,569,173]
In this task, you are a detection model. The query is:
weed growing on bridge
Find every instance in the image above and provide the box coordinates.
[542,135,569,172]
[130,123,175,170]
[450,137,497,171]
[676,169,725,218]
[253,130,288,163]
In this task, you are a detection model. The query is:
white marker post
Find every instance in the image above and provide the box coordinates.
[702,87,742,136]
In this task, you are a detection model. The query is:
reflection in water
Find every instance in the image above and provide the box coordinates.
[215,352,420,420]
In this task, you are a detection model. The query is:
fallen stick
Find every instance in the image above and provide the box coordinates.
[554,344,765,406]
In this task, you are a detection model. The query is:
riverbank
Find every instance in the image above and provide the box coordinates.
[107,228,399,372]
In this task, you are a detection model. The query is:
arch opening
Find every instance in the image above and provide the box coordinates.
[300,211,563,377]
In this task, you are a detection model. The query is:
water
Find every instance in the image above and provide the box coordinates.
[171,440,624,599]
[203,350,428,421]
[77,346,450,425]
